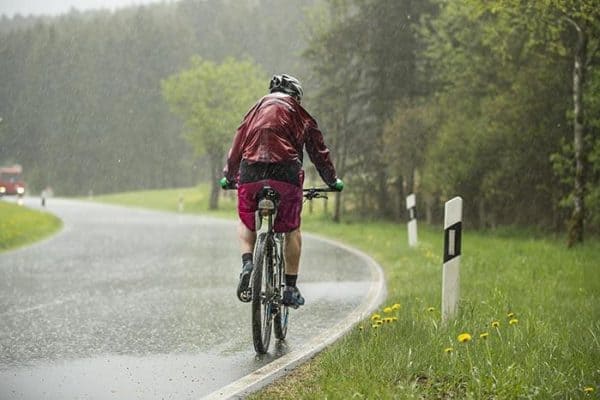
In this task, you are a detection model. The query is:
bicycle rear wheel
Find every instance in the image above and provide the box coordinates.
[273,236,288,340]
[252,233,274,354]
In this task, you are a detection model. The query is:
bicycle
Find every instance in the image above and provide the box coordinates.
[234,185,336,354]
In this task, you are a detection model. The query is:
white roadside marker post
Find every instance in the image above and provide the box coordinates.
[442,196,463,324]
[406,193,418,247]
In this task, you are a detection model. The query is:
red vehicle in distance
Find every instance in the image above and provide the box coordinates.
[0,164,26,196]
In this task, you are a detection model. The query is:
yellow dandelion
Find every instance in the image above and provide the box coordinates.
[358,325,364,331]
[507,312,516,318]
[371,313,381,322]
[372,324,380,329]
[392,303,401,311]
[444,347,454,354]
[427,307,435,312]
[479,332,489,340]
[584,387,594,393]
[375,320,383,326]
[383,307,393,314]
[509,318,519,325]
[457,333,472,343]
[491,321,500,328]
[384,317,393,324]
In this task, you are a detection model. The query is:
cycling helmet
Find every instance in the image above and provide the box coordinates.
[269,74,303,101]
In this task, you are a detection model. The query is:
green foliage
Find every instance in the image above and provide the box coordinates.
[416,0,599,232]
[300,0,600,236]
[162,57,265,158]
[304,0,438,218]
[0,202,62,252]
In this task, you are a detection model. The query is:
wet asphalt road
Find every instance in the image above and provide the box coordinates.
[0,197,375,399]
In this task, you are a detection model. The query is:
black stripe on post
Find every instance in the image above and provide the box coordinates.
[443,222,462,263]
[408,206,417,221]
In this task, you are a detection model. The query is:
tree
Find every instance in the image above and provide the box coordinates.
[558,5,600,245]
[162,57,266,209]
[303,0,364,222]
[382,100,438,220]
[486,0,600,243]
[416,0,600,234]
[303,0,437,219]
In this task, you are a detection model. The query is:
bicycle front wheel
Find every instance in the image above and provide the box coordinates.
[273,236,288,340]
[252,233,274,354]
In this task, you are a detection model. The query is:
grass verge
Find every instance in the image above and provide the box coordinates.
[0,200,62,252]
[94,186,600,398]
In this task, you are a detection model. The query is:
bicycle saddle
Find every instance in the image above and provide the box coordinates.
[256,186,281,211]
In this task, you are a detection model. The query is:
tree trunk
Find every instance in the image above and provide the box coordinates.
[425,193,433,225]
[209,154,220,210]
[395,177,405,221]
[377,169,391,217]
[566,18,586,247]
[332,119,348,223]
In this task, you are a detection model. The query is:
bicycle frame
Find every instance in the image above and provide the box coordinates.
[251,186,287,353]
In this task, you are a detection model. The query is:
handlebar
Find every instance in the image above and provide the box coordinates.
[221,183,340,200]
[303,187,339,200]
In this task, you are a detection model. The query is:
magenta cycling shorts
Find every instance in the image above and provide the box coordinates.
[237,179,303,233]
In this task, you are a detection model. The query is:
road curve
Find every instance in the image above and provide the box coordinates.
[0,197,385,399]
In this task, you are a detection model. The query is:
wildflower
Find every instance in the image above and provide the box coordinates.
[444,347,454,354]
[383,307,393,314]
[392,303,401,311]
[383,317,393,324]
[507,312,516,318]
[371,313,381,322]
[457,333,472,343]
[509,318,519,325]
[491,321,500,328]
[584,387,594,393]
[372,324,380,330]
[375,320,383,326]
[358,325,364,331]
[479,332,489,340]
[427,307,435,312]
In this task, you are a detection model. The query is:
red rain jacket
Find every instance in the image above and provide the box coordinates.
[223,92,337,185]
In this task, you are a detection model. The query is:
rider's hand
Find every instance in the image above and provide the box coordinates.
[330,178,344,192]
[219,177,234,189]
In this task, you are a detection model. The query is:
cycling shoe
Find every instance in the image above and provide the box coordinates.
[282,285,305,309]
[237,262,253,302]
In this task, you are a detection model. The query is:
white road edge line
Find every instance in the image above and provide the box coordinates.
[201,232,387,400]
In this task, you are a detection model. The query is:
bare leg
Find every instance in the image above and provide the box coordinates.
[238,222,256,255]
[236,221,256,302]
[284,229,302,275]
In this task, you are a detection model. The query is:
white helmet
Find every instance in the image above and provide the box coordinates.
[269,74,303,101]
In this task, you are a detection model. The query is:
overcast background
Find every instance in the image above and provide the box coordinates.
[0,0,177,17]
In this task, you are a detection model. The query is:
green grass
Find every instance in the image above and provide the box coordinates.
[94,186,600,398]
[253,221,599,399]
[0,201,62,252]
[90,184,237,217]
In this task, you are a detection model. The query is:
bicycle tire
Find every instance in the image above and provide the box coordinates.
[273,236,289,340]
[252,232,273,354]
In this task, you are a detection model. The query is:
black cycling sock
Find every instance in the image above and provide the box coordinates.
[242,253,253,265]
[285,274,297,287]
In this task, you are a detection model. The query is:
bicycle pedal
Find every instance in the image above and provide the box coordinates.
[239,289,252,303]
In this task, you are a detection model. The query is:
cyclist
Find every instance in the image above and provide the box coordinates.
[220,74,344,308]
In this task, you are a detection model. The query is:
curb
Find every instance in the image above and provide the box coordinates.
[202,232,387,399]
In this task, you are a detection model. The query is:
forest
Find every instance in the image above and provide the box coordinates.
[1,0,599,242]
